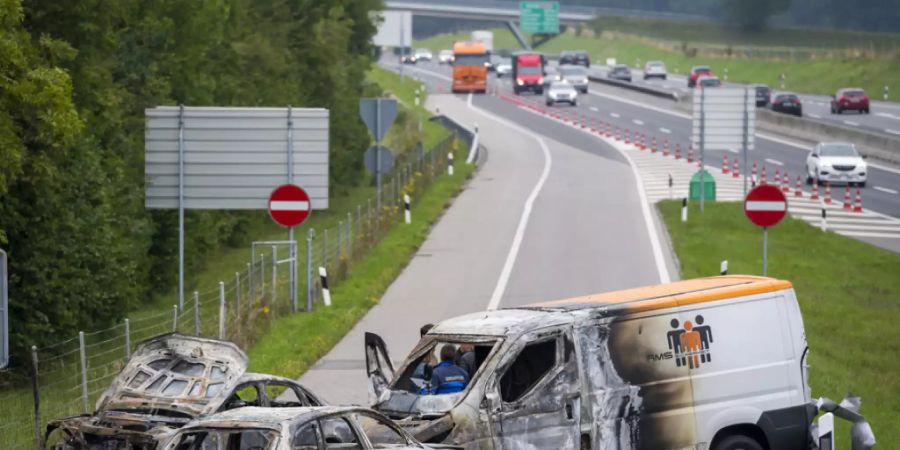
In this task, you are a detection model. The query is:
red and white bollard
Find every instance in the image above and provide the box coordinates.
[663,140,670,157]
[761,166,768,184]
[853,188,863,213]
[687,144,694,163]
[795,176,803,197]
[810,178,820,200]
[732,159,740,178]
[824,182,832,204]
[675,144,682,160]
[651,137,657,153]
[774,169,781,186]
[722,154,730,174]
[782,171,791,193]
[843,186,852,210]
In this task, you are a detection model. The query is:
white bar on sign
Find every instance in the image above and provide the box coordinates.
[746,201,787,212]
[270,201,310,211]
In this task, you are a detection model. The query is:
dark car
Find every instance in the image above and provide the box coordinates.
[608,64,632,82]
[831,88,870,114]
[688,65,713,88]
[770,92,803,117]
[559,50,590,67]
[751,84,771,107]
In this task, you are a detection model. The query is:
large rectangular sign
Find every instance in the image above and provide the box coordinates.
[691,88,756,151]
[372,10,412,47]
[145,106,329,210]
[519,1,559,34]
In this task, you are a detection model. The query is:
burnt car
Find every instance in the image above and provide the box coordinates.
[45,334,324,450]
[159,406,443,450]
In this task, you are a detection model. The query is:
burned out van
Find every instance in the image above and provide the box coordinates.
[365,276,875,450]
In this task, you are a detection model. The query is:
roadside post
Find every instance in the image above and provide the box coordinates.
[360,98,398,212]
[821,207,827,232]
[720,260,728,275]
[884,85,889,101]
[744,185,788,276]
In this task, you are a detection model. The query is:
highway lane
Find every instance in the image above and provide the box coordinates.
[589,65,900,138]
[300,71,673,403]
[403,60,900,252]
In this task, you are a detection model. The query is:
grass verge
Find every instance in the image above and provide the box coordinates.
[247,162,474,376]
[658,200,899,447]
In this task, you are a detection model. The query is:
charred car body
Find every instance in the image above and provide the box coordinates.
[45,334,324,449]
[366,276,875,450]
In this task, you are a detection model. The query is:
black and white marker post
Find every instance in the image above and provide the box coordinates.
[821,207,827,232]
[319,266,331,307]
[404,193,411,224]
[681,198,688,222]
[668,173,673,199]
[448,151,454,176]
[720,260,728,275]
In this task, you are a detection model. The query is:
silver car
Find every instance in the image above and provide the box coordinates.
[557,65,589,93]
[608,64,632,82]
[160,406,435,450]
[806,142,868,187]
[643,61,667,80]
[546,81,578,106]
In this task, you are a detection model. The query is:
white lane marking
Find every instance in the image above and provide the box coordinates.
[466,99,553,311]
[633,119,645,125]
[659,127,671,134]
[497,93,671,285]
[808,113,822,119]
[746,201,787,211]
[875,186,899,195]
[885,129,900,136]
[727,148,739,154]
[843,120,859,126]
[869,161,900,175]
[610,112,621,118]
[589,106,599,112]
[875,112,900,120]
[765,158,784,166]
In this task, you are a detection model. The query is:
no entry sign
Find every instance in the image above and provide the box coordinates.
[744,184,787,228]
[268,184,311,228]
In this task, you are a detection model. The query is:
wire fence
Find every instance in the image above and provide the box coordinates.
[0,132,461,450]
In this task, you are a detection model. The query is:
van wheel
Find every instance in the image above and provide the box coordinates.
[713,434,763,450]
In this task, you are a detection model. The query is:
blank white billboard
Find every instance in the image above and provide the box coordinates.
[692,88,756,151]
[373,10,412,47]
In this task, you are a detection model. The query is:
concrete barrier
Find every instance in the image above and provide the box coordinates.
[588,74,680,101]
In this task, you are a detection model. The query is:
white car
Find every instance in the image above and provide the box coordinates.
[495,63,512,77]
[546,81,578,106]
[413,48,432,62]
[643,60,667,80]
[438,49,453,64]
[806,142,868,186]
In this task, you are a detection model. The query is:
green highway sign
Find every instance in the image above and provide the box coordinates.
[519,1,559,34]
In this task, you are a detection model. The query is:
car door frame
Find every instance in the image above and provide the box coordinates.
[364,332,396,402]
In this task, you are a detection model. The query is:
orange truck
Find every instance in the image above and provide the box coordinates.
[451,41,488,94]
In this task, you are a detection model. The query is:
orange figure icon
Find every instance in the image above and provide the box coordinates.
[679,321,703,369]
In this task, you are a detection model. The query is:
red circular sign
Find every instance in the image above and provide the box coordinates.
[744,184,788,228]
[268,184,311,228]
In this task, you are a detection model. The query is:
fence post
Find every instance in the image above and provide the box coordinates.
[306,228,315,312]
[347,212,353,257]
[271,246,277,305]
[31,345,41,450]
[193,291,200,336]
[248,261,254,303]
[218,282,226,339]
[172,304,178,332]
[124,319,130,360]
[322,228,328,270]
[259,253,265,298]
[235,272,241,314]
[78,331,89,414]
[337,221,343,261]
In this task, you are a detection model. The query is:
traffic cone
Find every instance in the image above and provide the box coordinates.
[687,144,694,163]
[624,129,631,145]
[752,162,759,182]
[794,176,803,197]
[853,188,863,213]
[810,178,820,200]
[722,155,730,174]
[761,166,768,184]
[675,143,682,160]
[843,186,852,210]
[590,117,597,132]
[732,159,740,178]
[581,114,587,129]
[782,171,791,193]
[614,127,620,141]
[638,133,646,150]
[651,137,657,153]
[663,140,670,157]
[605,122,612,138]
[774,169,781,186]
[824,182,832,204]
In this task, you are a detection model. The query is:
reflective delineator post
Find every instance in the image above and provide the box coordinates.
[319,266,331,306]
[720,260,728,275]
[681,198,688,223]
[448,151,454,176]
[821,207,827,232]
[404,194,411,224]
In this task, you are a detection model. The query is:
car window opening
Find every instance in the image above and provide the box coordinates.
[500,339,556,403]
[393,339,496,395]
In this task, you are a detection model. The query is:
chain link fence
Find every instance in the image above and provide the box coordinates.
[0,131,461,450]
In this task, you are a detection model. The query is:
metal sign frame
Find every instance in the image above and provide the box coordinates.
[251,241,298,313]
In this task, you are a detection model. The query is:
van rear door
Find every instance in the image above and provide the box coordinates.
[365,332,396,403]
[490,328,580,448]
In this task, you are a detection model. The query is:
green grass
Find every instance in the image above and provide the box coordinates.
[367,66,449,150]
[658,200,900,448]
[247,162,474,376]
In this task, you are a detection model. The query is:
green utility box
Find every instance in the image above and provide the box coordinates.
[689,170,716,201]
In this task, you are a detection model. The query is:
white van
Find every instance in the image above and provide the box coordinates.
[365,275,874,450]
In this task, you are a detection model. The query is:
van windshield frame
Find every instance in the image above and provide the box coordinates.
[389,335,500,396]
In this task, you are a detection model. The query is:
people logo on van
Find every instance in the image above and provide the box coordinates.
[656,315,714,369]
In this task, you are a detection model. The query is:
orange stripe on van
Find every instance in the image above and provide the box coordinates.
[532,275,792,312]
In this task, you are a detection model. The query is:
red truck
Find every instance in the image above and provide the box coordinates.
[512,51,545,95]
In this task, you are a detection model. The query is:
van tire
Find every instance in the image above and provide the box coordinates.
[713,434,764,450]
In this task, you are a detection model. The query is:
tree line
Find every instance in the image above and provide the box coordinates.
[0,0,382,359]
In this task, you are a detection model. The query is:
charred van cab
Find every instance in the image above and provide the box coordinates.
[45,334,324,449]
[366,276,875,450]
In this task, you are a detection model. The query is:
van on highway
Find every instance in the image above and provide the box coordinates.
[365,276,875,450]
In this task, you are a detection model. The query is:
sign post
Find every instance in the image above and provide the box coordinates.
[268,184,311,312]
[360,98,398,211]
[744,185,788,276]
[519,1,560,34]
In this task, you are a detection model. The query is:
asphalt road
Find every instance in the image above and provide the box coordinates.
[299,82,674,404]
[404,60,900,252]
[589,65,900,139]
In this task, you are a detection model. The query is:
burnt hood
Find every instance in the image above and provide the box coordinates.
[95,333,248,419]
